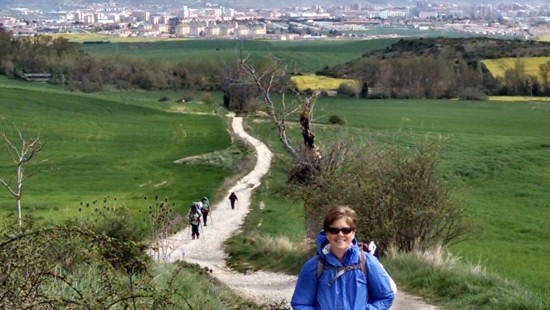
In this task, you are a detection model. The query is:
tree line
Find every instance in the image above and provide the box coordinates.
[320,37,550,99]
[3,27,550,99]
[0,27,225,93]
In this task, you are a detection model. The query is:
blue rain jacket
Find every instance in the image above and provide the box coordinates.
[291,231,394,310]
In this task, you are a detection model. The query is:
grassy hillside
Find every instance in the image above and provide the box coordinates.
[79,38,398,73]
[320,37,550,78]
[0,77,233,221]
[316,98,550,300]
[234,97,550,304]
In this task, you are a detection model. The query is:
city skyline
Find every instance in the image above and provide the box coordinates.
[1,0,548,41]
[0,0,548,11]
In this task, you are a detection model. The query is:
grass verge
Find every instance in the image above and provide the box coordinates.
[225,100,550,308]
[384,248,549,310]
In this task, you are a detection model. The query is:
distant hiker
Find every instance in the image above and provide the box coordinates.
[228,192,238,210]
[200,196,210,226]
[187,202,202,240]
[291,205,395,310]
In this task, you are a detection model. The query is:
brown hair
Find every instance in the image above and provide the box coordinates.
[323,205,357,231]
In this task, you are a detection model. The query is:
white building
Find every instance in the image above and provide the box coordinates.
[175,23,191,36]
[189,21,207,36]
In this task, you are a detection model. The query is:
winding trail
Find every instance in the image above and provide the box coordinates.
[155,114,436,309]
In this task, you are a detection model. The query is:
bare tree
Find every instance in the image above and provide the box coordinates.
[232,53,323,183]
[539,61,550,95]
[504,58,527,95]
[0,123,44,226]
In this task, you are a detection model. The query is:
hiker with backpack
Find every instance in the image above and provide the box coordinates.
[291,205,395,310]
[200,196,211,226]
[187,202,202,240]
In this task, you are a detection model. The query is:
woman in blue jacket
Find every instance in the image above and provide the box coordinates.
[291,205,395,310]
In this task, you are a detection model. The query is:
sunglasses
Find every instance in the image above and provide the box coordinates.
[326,227,355,235]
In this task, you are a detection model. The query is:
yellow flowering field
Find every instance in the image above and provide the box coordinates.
[488,96,550,102]
[291,74,358,92]
[481,57,550,82]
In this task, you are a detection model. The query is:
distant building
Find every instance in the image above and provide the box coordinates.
[154,24,168,33]
[138,23,153,32]
[205,8,222,18]
[205,24,220,36]
[150,15,161,25]
[175,23,190,36]
[250,23,266,35]
[189,20,207,36]
[419,10,438,19]
[132,11,150,22]
[219,21,236,35]
[236,25,249,36]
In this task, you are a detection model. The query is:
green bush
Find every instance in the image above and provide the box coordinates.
[328,114,345,125]
[90,205,151,274]
[0,211,260,309]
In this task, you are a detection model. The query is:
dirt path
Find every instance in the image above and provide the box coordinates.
[155,114,436,309]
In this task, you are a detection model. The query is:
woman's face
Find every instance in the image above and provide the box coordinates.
[326,217,355,257]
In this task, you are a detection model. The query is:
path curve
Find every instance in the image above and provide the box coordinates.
[155,114,436,309]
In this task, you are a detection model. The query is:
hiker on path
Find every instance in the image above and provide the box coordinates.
[200,196,211,226]
[187,202,202,240]
[291,205,395,310]
[228,192,238,210]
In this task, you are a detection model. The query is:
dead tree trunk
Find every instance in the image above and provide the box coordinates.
[237,55,322,183]
[291,92,322,184]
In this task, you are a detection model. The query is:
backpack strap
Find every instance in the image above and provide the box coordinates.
[316,250,368,287]
[359,250,368,279]
[316,256,324,281]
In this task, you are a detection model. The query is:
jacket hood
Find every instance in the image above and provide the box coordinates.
[316,230,329,255]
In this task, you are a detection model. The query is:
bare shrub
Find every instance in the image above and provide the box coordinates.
[201,92,214,106]
[301,138,468,256]
[337,82,358,97]
[0,211,202,309]
[459,87,488,100]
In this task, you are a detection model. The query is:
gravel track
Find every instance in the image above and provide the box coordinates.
[154,114,436,309]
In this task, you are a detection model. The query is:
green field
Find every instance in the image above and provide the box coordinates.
[80,39,397,73]
[317,98,550,299]
[2,43,550,304]
[0,77,232,220]
[346,27,487,38]
[246,97,550,301]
